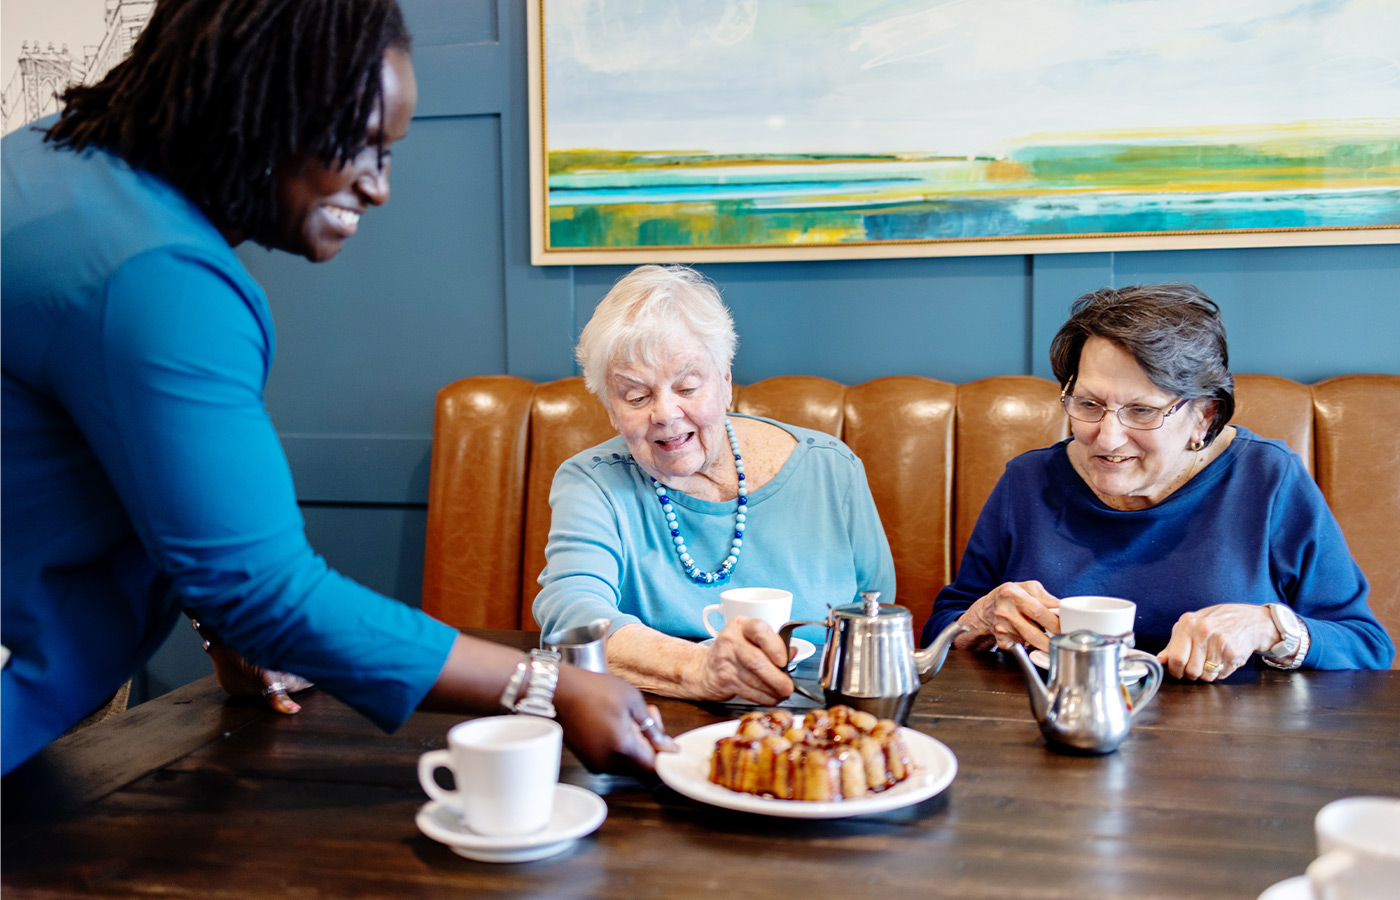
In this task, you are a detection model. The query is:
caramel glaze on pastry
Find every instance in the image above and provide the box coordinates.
[708,706,913,801]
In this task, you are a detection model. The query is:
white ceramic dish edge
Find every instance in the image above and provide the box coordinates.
[416,782,606,863]
[697,636,816,665]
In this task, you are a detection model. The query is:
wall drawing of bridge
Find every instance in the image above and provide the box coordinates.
[2,1,153,135]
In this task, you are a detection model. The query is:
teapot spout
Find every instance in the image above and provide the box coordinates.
[1008,643,1051,723]
[914,621,971,682]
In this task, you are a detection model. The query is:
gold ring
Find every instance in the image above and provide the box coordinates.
[1202,660,1222,672]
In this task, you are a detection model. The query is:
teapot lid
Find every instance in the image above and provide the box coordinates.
[1050,630,1112,650]
[832,590,911,621]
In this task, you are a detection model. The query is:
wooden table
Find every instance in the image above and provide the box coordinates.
[5,629,1398,899]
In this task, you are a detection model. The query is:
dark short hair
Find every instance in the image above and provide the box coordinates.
[1049,283,1235,446]
[44,0,410,247]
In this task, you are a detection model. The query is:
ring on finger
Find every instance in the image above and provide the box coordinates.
[262,681,289,697]
[1202,660,1222,673]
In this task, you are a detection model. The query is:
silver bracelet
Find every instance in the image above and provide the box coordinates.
[499,649,561,718]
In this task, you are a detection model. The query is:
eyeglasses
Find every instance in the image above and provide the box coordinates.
[1059,386,1190,431]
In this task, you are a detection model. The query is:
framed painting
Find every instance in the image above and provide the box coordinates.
[528,0,1400,265]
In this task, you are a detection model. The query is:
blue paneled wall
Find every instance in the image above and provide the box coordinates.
[138,0,1400,700]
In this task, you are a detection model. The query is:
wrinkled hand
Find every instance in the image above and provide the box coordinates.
[686,617,793,705]
[553,665,677,777]
[192,619,313,714]
[1159,603,1277,681]
[958,581,1061,652]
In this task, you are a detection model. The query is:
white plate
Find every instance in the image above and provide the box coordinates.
[698,636,816,665]
[416,783,606,863]
[1257,875,1312,900]
[655,719,956,819]
[1029,648,1149,683]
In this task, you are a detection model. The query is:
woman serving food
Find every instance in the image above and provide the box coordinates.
[2,0,669,778]
[534,265,896,707]
[922,283,1393,679]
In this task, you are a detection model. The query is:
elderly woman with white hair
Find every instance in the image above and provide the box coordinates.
[533,265,895,706]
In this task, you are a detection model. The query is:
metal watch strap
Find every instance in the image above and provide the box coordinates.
[500,648,561,717]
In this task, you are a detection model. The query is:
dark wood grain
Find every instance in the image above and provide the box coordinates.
[4,631,1398,900]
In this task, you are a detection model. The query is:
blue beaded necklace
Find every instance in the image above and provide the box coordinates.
[649,418,747,585]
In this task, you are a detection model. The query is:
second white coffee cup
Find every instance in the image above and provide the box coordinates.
[702,587,793,637]
[418,715,562,836]
[1058,595,1137,641]
[1307,795,1400,900]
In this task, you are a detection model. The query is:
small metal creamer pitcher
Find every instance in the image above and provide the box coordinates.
[542,617,611,673]
[778,591,968,723]
[1010,631,1164,754]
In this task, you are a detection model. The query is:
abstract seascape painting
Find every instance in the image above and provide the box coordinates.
[528,0,1400,264]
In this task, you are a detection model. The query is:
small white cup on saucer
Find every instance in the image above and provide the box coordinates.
[1307,795,1400,899]
[418,716,562,836]
[702,587,792,637]
[1058,595,1136,645]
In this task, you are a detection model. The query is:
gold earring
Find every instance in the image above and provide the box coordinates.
[1189,439,1205,452]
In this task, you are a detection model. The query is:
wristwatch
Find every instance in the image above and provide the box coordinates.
[1261,603,1309,669]
[499,648,562,717]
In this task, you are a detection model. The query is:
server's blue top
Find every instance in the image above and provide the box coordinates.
[1,119,457,774]
[922,429,1394,669]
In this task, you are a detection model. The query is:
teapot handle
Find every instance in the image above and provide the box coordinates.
[1122,649,1164,719]
[777,620,826,673]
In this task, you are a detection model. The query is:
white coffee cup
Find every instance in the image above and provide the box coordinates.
[417,716,562,836]
[1058,595,1136,643]
[1307,796,1400,900]
[702,587,793,638]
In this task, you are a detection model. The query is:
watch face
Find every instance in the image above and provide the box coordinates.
[1265,604,1303,659]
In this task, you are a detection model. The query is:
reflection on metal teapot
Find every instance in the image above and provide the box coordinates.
[778,591,969,724]
[1011,630,1164,754]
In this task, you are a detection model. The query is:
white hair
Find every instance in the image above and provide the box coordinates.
[576,265,738,408]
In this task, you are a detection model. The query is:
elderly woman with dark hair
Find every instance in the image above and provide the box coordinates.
[534,265,896,706]
[922,284,1393,679]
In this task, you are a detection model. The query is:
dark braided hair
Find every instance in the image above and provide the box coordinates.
[45,0,410,245]
[1049,283,1236,447]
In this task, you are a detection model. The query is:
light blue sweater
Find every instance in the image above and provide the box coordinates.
[534,416,896,644]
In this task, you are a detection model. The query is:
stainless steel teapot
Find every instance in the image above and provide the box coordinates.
[1010,631,1164,754]
[778,591,969,723]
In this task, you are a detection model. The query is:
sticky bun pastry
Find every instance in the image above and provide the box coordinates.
[708,706,913,801]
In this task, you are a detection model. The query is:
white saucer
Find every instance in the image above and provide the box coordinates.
[416,783,606,863]
[1029,648,1149,683]
[699,636,816,665]
[1257,875,1312,900]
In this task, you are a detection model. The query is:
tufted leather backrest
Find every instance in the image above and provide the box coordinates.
[1232,374,1315,477]
[519,381,616,627]
[953,377,1069,568]
[1313,375,1400,646]
[423,373,1400,664]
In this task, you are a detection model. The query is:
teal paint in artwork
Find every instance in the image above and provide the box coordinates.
[546,136,1400,249]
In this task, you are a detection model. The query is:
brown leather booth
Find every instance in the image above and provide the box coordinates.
[423,374,1399,664]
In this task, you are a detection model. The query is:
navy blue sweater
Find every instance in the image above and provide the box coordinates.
[923,428,1394,669]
